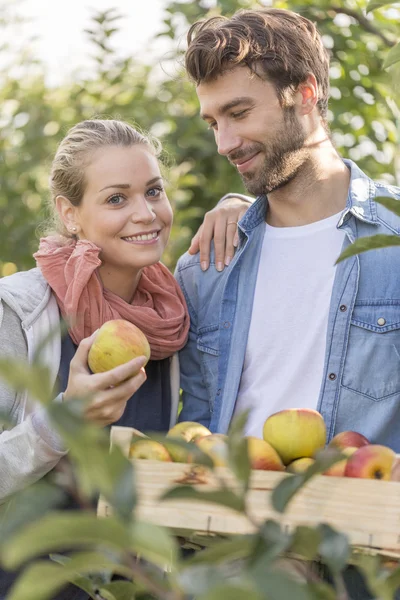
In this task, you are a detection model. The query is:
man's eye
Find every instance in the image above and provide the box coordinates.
[147,186,163,198]
[208,122,218,130]
[232,110,248,119]
[107,194,125,205]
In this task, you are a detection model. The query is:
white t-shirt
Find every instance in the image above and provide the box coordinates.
[234,212,346,438]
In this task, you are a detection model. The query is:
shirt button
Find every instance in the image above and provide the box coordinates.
[377,317,386,326]
[223,321,231,328]
[216,389,221,396]
[328,373,337,381]
[339,305,347,312]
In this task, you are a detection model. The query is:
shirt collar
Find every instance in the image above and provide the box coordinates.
[239,158,379,233]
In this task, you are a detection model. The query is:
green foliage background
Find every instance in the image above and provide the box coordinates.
[0,0,399,276]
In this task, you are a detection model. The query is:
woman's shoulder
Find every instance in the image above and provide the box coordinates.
[0,267,51,322]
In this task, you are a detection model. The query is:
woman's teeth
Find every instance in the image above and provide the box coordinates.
[124,232,158,242]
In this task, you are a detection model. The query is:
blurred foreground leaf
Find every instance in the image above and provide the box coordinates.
[272,448,344,513]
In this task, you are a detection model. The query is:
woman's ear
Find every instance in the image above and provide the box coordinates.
[55,195,81,235]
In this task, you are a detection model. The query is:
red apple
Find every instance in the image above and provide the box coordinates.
[323,447,358,477]
[329,431,370,450]
[344,444,396,480]
[246,436,285,471]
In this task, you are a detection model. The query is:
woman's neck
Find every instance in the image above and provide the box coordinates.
[97,264,142,303]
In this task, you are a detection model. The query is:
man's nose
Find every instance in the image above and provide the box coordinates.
[216,125,241,157]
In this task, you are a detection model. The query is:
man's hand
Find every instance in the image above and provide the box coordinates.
[188,196,250,271]
[64,333,147,426]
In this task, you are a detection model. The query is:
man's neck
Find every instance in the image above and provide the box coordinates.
[266,142,350,228]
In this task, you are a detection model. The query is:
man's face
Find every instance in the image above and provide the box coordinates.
[197,66,308,196]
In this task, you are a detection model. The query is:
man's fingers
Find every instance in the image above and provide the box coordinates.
[198,218,213,272]
[224,222,238,266]
[188,227,201,256]
[211,217,228,272]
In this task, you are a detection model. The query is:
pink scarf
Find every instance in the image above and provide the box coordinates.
[34,236,190,360]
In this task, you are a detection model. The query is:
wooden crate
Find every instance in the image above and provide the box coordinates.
[97,426,400,557]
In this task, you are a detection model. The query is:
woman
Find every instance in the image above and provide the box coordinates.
[0,118,247,502]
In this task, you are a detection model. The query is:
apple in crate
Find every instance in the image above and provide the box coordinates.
[129,439,172,461]
[344,444,396,480]
[263,408,326,465]
[88,319,150,374]
[195,434,229,467]
[329,431,370,450]
[286,457,315,474]
[246,437,285,471]
[323,447,358,477]
[166,421,212,462]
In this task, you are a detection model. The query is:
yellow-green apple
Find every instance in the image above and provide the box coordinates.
[246,436,285,471]
[195,434,229,467]
[129,439,172,461]
[262,408,326,465]
[286,457,315,474]
[166,421,212,462]
[329,431,370,450]
[344,444,396,480]
[88,319,150,374]
[323,447,358,477]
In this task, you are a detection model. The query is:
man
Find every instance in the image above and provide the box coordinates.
[176,8,400,451]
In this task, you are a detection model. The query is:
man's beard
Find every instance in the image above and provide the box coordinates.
[238,108,308,196]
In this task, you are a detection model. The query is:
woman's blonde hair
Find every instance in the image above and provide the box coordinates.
[46,119,162,237]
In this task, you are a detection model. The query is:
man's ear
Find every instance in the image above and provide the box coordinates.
[296,73,318,115]
[55,195,81,235]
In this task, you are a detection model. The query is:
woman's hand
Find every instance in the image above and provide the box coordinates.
[188,195,251,271]
[64,333,147,426]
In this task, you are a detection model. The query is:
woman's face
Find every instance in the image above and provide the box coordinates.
[70,144,173,279]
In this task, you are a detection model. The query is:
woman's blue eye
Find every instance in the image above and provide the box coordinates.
[107,194,124,205]
[147,186,163,198]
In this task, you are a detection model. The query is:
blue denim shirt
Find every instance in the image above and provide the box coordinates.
[175,159,400,451]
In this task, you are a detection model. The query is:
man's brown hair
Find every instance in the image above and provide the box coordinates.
[185,8,330,122]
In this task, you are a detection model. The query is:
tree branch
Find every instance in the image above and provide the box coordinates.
[329,6,396,47]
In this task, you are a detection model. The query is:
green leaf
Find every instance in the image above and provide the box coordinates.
[290,526,322,561]
[307,581,337,600]
[366,0,399,13]
[336,234,400,264]
[184,535,254,565]
[199,583,263,600]
[98,581,137,600]
[250,566,314,600]
[384,42,400,69]
[0,359,52,405]
[178,564,227,596]
[130,521,178,568]
[317,524,350,574]
[0,512,132,570]
[272,448,344,513]
[6,552,133,600]
[161,485,245,512]
[0,480,66,542]
[227,411,251,493]
[48,400,136,520]
[375,195,400,217]
[250,520,292,565]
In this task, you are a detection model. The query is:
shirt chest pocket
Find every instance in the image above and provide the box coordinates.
[342,304,400,401]
[197,325,219,405]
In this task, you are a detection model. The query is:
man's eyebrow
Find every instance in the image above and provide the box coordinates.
[98,177,162,193]
[200,97,254,120]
